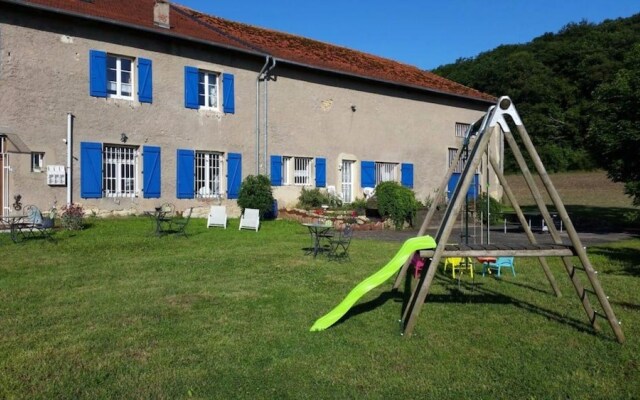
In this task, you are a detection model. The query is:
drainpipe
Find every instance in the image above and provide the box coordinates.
[66,113,73,206]
[264,57,277,176]
[256,56,270,175]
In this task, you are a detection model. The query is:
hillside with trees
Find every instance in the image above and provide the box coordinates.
[433,14,640,205]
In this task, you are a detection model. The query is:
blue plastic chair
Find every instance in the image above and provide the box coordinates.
[482,257,515,277]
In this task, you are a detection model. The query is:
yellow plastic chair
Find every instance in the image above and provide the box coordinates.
[443,257,474,278]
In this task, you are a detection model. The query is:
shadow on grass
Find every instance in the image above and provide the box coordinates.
[426,274,605,339]
[613,301,640,311]
[488,276,559,297]
[325,268,616,341]
[589,246,640,277]
[331,291,403,328]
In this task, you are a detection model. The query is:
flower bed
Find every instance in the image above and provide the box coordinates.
[277,208,386,231]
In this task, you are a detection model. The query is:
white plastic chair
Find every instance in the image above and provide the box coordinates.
[207,205,227,229]
[239,208,260,231]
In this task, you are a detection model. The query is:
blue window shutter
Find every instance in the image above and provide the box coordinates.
[184,66,199,109]
[80,142,103,198]
[222,73,235,114]
[270,155,282,186]
[315,157,326,188]
[89,50,107,98]
[361,161,375,188]
[176,149,195,199]
[143,146,161,198]
[227,153,242,199]
[401,163,414,188]
[138,58,153,103]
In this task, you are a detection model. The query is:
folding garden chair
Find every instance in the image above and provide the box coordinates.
[327,224,353,261]
[170,207,193,237]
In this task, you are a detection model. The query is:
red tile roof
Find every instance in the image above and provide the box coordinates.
[16,0,494,102]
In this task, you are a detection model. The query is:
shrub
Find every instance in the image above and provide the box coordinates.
[375,181,418,229]
[60,203,85,230]
[237,175,274,219]
[297,188,328,209]
[349,197,367,211]
[474,193,503,226]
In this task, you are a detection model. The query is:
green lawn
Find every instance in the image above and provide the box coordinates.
[1,218,639,399]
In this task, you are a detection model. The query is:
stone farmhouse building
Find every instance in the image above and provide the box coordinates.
[0,0,497,218]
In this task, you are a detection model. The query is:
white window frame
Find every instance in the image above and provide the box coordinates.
[31,152,44,172]
[455,122,470,138]
[107,54,134,100]
[195,151,223,198]
[282,156,313,186]
[449,147,479,173]
[103,145,139,198]
[198,70,220,110]
[375,162,398,185]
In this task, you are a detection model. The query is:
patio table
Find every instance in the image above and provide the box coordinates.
[144,208,172,236]
[303,222,334,258]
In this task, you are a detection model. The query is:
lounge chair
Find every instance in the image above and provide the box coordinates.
[239,208,260,231]
[207,205,227,229]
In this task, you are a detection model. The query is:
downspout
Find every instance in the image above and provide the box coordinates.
[66,113,73,206]
[263,57,277,176]
[256,56,270,175]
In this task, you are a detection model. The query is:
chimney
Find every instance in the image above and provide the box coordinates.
[154,0,170,29]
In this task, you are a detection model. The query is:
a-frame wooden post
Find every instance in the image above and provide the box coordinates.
[402,109,497,334]
[400,96,624,343]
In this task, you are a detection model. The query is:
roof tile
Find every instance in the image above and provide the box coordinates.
[19,0,494,102]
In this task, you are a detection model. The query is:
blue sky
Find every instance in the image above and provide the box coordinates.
[176,0,639,70]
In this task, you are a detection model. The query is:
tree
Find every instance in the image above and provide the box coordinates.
[433,14,640,174]
[588,44,640,205]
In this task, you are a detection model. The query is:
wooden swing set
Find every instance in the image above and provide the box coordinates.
[395,96,625,343]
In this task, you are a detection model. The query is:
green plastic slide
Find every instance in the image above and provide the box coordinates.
[310,235,437,331]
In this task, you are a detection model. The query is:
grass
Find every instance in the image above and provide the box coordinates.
[1,217,639,399]
[505,170,640,231]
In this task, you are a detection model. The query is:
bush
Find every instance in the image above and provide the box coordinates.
[297,188,328,209]
[348,197,367,211]
[375,181,418,229]
[60,203,85,230]
[237,175,274,219]
[474,194,502,226]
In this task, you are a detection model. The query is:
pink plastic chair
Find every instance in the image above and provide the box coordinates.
[412,253,426,279]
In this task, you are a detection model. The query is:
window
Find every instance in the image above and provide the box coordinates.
[282,156,313,186]
[198,71,219,110]
[90,50,152,102]
[195,151,223,198]
[449,147,478,173]
[375,162,398,185]
[185,68,234,112]
[31,152,44,172]
[103,145,139,197]
[455,122,470,138]
[107,55,134,100]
